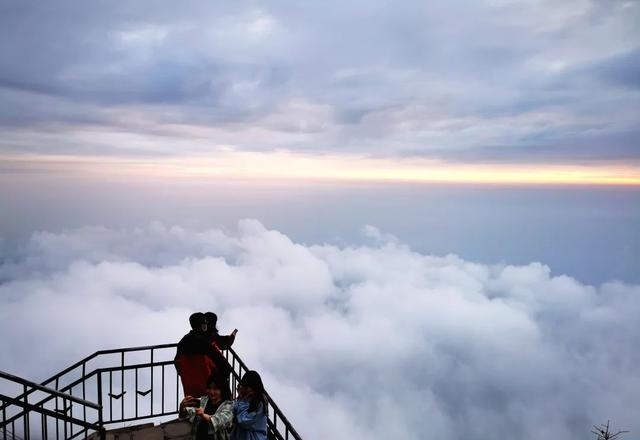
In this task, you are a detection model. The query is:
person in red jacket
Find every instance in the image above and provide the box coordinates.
[175,313,231,398]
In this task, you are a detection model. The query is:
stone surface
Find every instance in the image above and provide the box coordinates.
[161,419,191,439]
[88,419,191,440]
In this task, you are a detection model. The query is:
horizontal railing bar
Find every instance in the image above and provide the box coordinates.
[0,371,101,410]
[51,357,173,398]
[42,343,179,386]
[0,369,104,428]
[1,359,177,427]
[0,394,102,431]
[0,344,181,415]
[91,343,178,357]
[95,360,175,374]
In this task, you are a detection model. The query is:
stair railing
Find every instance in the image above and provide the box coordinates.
[224,347,303,440]
[1,344,183,434]
[1,344,303,440]
[0,371,104,440]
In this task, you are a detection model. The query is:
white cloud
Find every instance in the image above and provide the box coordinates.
[115,25,170,46]
[1,220,638,439]
[247,11,277,37]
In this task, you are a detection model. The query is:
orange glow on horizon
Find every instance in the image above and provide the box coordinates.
[2,152,640,186]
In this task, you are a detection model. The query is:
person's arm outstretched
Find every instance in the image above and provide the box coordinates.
[214,329,238,350]
[200,400,233,431]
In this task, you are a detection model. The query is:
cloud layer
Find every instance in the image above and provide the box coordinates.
[1,0,639,163]
[1,220,639,439]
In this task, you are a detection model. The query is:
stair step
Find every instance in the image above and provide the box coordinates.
[161,419,191,439]
[88,419,191,440]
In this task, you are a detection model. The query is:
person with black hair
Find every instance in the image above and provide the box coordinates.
[231,370,268,440]
[175,313,232,398]
[204,312,238,351]
[180,373,233,440]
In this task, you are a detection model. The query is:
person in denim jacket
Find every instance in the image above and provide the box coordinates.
[231,371,268,440]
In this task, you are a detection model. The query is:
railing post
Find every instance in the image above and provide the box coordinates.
[150,348,154,415]
[22,384,28,440]
[121,351,125,421]
[2,399,7,440]
[97,371,105,440]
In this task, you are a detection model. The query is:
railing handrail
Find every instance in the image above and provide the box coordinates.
[225,346,303,440]
[265,393,304,440]
[0,393,101,431]
[0,370,100,410]
[0,343,179,413]
[42,343,178,387]
[0,359,180,428]
[0,370,105,439]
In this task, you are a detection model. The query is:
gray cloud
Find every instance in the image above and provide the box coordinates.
[1,221,639,439]
[584,47,640,89]
[0,0,639,162]
[403,127,640,164]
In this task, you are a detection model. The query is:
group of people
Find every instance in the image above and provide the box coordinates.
[174,312,268,440]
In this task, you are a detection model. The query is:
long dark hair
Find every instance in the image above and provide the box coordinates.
[204,312,219,334]
[240,370,267,414]
[206,373,231,402]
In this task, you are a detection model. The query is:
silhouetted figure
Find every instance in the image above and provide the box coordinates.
[175,313,231,398]
[179,372,233,440]
[205,312,238,351]
[231,370,268,440]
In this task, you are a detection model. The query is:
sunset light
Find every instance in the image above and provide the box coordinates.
[4,152,639,186]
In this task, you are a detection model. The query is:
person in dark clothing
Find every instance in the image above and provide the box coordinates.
[205,312,238,351]
[175,313,232,398]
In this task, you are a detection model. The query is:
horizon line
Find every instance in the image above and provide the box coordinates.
[2,152,640,187]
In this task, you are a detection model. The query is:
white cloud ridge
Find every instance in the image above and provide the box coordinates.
[0,220,638,439]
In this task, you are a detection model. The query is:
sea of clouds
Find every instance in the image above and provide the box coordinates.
[0,220,638,440]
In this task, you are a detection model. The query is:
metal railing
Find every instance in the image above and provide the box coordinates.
[1,343,303,440]
[0,371,104,440]
[1,344,180,438]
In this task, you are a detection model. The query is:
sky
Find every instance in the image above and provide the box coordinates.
[0,0,639,182]
[1,1,640,439]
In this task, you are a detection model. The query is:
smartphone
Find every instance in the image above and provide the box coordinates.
[187,398,201,407]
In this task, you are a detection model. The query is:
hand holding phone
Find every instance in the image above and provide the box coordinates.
[180,396,200,410]
[187,397,201,407]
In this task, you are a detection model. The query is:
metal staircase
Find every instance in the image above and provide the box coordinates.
[0,371,104,440]
[0,344,302,440]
